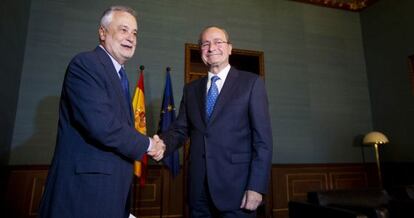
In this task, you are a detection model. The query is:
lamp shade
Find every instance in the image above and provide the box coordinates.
[363,131,389,145]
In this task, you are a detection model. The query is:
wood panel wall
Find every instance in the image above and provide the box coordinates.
[4,163,379,218]
[4,165,184,218]
[271,163,379,218]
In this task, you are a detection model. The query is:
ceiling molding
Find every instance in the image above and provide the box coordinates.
[290,0,378,11]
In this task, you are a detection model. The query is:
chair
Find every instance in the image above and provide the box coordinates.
[289,188,390,218]
[387,185,414,217]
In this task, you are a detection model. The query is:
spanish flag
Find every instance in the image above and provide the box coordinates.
[132,66,148,186]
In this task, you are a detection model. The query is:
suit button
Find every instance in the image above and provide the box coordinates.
[202,154,206,158]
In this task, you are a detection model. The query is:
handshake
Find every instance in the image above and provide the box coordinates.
[147,134,166,161]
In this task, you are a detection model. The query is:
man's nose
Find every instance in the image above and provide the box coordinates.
[126,32,136,43]
[208,42,218,51]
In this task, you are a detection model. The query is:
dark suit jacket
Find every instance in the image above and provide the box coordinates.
[39,46,149,218]
[163,67,273,211]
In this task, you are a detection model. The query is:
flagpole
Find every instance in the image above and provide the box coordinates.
[140,65,148,187]
[160,164,164,218]
[159,67,170,218]
[132,65,147,217]
[158,67,184,217]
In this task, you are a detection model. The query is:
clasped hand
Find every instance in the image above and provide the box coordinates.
[147,134,165,161]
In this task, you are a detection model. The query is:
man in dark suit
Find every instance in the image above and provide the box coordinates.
[160,26,273,217]
[38,6,164,218]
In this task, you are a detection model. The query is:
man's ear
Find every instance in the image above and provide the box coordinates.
[98,26,106,41]
[228,43,233,55]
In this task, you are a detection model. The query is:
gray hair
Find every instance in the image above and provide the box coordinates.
[100,6,137,29]
[198,26,231,45]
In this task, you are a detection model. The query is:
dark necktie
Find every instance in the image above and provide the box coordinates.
[119,67,131,106]
[206,76,220,120]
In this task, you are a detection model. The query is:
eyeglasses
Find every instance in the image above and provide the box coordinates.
[200,40,229,50]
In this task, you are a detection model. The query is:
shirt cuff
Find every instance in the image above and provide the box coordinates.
[147,137,153,152]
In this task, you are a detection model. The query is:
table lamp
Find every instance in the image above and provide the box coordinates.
[363,131,389,187]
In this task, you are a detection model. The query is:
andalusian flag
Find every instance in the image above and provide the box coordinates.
[132,65,148,186]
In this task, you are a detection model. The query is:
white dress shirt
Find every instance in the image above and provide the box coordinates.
[206,64,231,94]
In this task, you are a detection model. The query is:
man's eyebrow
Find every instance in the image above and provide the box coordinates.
[117,25,137,32]
[118,24,129,28]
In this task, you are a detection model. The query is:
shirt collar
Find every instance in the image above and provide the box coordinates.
[208,64,231,82]
[99,45,123,73]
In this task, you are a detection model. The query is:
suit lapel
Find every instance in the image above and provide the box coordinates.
[196,77,208,125]
[208,67,239,123]
[95,46,133,125]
